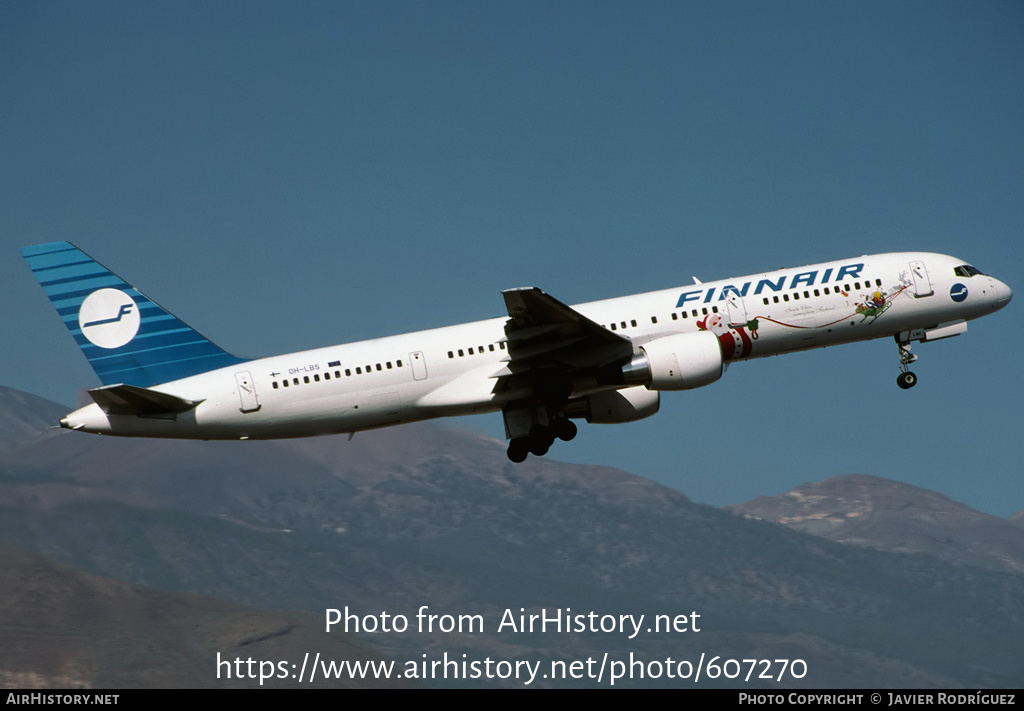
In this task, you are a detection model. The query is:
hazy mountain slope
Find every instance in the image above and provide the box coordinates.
[727,474,1024,574]
[0,386,1021,687]
[0,542,409,688]
[0,386,68,452]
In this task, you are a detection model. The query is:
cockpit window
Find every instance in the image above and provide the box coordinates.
[954,264,985,278]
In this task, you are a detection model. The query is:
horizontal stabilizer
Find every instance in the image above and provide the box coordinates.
[87,384,203,416]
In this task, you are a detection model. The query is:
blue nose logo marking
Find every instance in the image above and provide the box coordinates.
[950,283,968,303]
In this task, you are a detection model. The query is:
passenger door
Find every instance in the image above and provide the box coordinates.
[235,371,261,413]
[909,260,934,297]
[409,351,428,381]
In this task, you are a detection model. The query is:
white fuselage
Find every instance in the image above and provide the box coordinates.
[60,252,1011,440]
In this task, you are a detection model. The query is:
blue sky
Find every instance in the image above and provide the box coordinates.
[2,1,1022,515]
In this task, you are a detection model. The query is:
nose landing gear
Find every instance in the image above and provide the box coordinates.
[896,339,918,389]
[897,370,917,389]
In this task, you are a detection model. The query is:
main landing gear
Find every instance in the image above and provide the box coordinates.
[506,417,577,463]
[896,339,918,390]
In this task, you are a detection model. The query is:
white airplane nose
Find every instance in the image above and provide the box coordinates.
[994,278,1012,308]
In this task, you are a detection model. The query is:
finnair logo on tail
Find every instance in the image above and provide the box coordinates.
[78,288,140,348]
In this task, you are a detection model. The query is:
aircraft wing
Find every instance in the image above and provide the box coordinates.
[496,287,633,393]
[87,384,204,416]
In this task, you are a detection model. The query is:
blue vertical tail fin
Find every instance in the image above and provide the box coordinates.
[20,241,248,387]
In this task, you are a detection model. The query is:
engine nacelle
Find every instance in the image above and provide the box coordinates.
[619,331,724,391]
[566,386,660,424]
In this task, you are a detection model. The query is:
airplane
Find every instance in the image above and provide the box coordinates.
[21,242,1012,462]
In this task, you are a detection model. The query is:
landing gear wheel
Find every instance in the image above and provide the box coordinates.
[529,441,550,457]
[552,418,577,442]
[897,371,917,390]
[528,425,554,456]
[507,438,529,463]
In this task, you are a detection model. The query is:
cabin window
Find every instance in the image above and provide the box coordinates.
[272,381,279,389]
[651,316,657,324]
[671,313,678,321]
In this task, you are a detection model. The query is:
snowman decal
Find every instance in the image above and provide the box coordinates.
[697,312,758,361]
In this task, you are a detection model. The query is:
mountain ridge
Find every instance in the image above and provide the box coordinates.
[1,385,1020,688]
[726,473,1024,574]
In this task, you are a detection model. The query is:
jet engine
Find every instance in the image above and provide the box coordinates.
[606,331,724,391]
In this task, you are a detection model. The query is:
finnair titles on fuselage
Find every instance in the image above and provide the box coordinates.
[21,243,1011,462]
[675,262,868,307]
